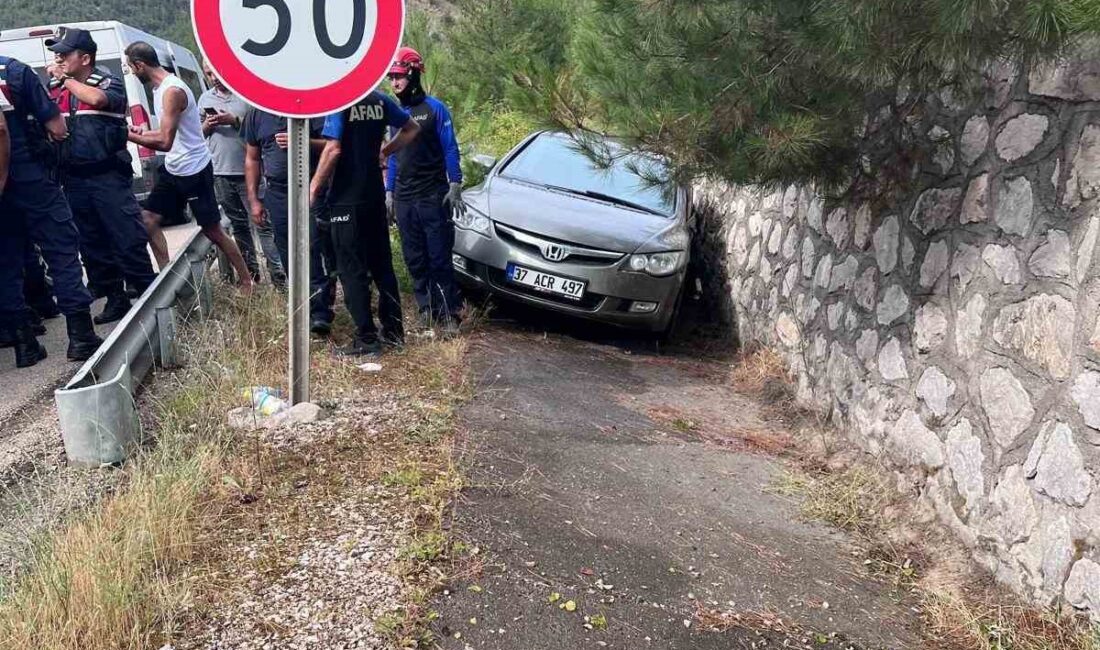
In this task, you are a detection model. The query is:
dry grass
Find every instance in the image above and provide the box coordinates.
[0,276,475,650]
[0,285,287,649]
[729,345,794,407]
[771,465,891,537]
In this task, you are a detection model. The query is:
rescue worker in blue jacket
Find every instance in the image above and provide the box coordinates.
[0,53,103,368]
[47,27,156,324]
[311,92,420,357]
[385,48,465,337]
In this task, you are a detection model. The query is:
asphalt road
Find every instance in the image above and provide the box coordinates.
[0,224,199,426]
[433,317,922,649]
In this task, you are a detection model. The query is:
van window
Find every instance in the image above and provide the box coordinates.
[177,66,204,101]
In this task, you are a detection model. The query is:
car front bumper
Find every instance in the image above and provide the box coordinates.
[452,226,685,332]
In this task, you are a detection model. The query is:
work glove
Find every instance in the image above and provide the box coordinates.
[386,191,396,224]
[444,182,466,217]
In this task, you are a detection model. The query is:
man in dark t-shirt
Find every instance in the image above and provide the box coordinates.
[310,91,419,357]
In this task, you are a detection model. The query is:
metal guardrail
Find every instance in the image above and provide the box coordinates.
[54,229,214,467]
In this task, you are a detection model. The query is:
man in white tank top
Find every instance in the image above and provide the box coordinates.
[124,42,253,294]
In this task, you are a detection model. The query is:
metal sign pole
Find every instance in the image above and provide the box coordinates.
[287,118,311,405]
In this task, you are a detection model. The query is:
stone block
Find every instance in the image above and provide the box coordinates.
[914,303,948,353]
[995,114,1049,162]
[1072,372,1100,430]
[1067,125,1100,209]
[946,419,985,517]
[887,410,945,470]
[980,367,1035,449]
[982,244,1021,284]
[807,196,825,232]
[1028,230,1073,279]
[1023,421,1093,507]
[956,294,987,359]
[748,210,763,238]
[1029,53,1100,102]
[782,185,799,220]
[782,227,799,260]
[917,366,956,417]
[829,256,859,293]
[854,267,876,312]
[782,263,799,298]
[878,337,909,381]
[814,254,834,290]
[874,215,899,274]
[962,173,990,224]
[902,236,916,273]
[929,125,955,174]
[995,176,1034,236]
[768,223,784,255]
[987,465,1038,545]
[1037,516,1075,598]
[951,243,982,293]
[826,208,849,249]
[991,294,1075,379]
[1065,559,1100,613]
[910,188,962,234]
[802,238,816,278]
[1077,217,1099,283]
[827,302,845,331]
[747,241,762,270]
[960,116,990,166]
[853,204,872,249]
[856,329,879,368]
[776,312,801,348]
[877,284,909,326]
[920,240,951,288]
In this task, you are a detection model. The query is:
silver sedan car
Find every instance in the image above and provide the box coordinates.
[452,131,694,334]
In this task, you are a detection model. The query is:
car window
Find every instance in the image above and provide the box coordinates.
[500,133,676,217]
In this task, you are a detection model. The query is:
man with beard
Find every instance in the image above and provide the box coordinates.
[124,41,254,294]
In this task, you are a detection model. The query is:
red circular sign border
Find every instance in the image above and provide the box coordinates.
[191,0,405,117]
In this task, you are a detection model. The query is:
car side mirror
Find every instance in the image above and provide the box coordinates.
[472,154,497,171]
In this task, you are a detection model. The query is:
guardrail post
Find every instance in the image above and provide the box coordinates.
[155,307,179,369]
[191,258,213,318]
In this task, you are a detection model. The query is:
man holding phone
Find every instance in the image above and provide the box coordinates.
[198,61,285,288]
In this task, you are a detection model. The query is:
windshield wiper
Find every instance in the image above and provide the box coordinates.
[541,184,667,217]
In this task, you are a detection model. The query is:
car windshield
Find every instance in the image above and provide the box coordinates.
[500,133,677,217]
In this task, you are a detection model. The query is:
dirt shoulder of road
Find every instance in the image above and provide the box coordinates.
[0,286,471,650]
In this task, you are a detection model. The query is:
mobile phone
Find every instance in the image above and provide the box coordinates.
[203,107,219,116]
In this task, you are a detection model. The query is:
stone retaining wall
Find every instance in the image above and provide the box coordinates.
[695,49,1100,614]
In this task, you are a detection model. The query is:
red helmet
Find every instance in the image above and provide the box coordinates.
[390,47,424,75]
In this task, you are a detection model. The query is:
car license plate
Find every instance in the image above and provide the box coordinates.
[506,263,586,300]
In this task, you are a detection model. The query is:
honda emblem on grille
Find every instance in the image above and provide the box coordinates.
[542,243,568,262]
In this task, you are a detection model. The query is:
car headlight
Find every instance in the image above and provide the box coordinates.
[626,252,683,277]
[455,205,492,236]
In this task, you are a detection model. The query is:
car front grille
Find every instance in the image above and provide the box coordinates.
[494,223,625,267]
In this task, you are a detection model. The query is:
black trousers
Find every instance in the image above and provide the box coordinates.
[328,200,403,342]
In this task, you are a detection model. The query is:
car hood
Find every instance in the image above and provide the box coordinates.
[474,177,675,253]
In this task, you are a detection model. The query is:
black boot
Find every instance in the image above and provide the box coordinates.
[29,298,60,320]
[14,326,47,368]
[94,292,132,325]
[66,312,104,362]
[26,309,47,336]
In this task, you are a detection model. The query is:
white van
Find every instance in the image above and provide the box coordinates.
[0,21,207,209]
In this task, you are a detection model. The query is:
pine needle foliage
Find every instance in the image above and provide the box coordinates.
[495,0,1100,186]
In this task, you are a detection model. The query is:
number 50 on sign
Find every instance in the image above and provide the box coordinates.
[192,0,405,117]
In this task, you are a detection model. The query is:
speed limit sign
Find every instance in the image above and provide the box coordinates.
[192,0,405,117]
